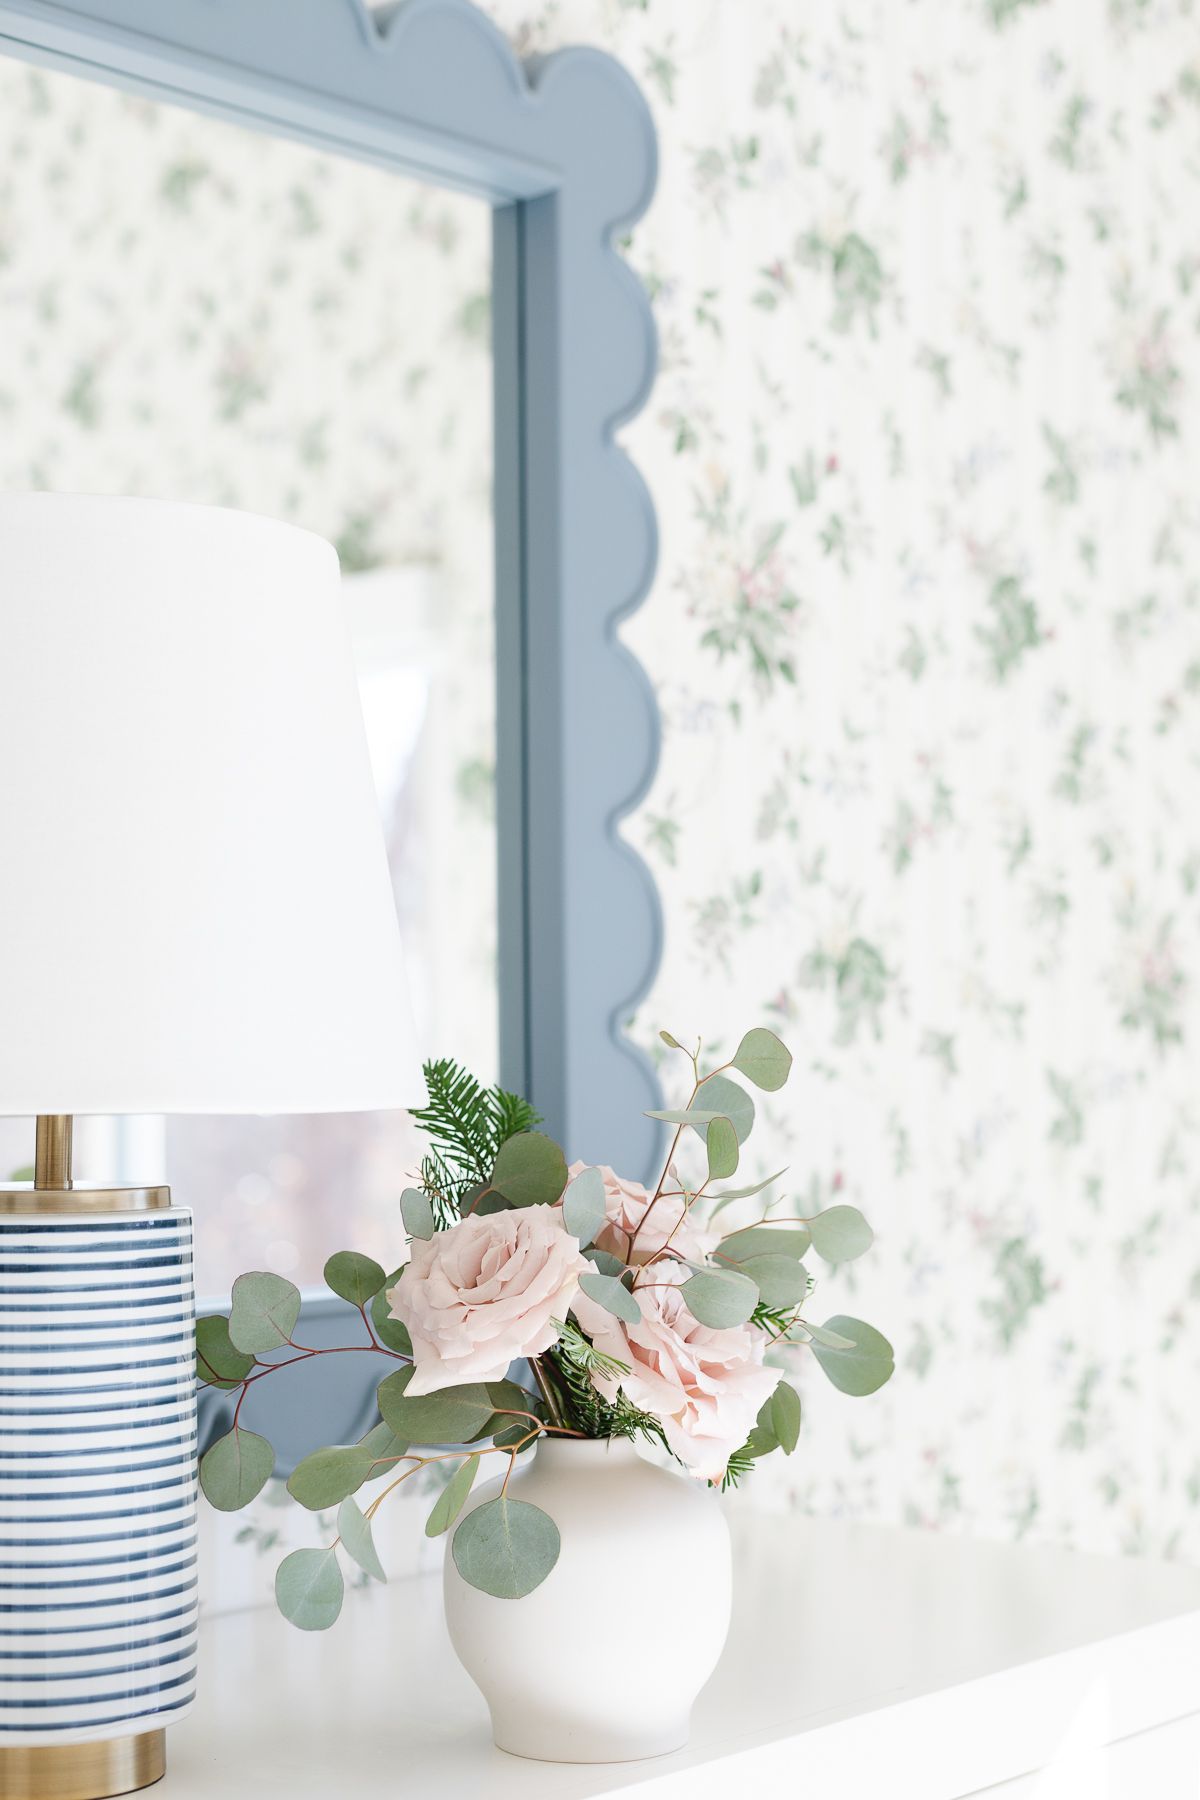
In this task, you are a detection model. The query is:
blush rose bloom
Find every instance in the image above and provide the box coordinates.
[568,1161,718,1267]
[387,1208,589,1396]
[572,1265,781,1482]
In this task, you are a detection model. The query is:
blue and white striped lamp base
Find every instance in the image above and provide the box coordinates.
[0,1194,197,1799]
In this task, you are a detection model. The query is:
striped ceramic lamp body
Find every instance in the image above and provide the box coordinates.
[0,1206,197,1752]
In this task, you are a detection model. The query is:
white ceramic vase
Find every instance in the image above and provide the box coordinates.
[443,1436,731,1763]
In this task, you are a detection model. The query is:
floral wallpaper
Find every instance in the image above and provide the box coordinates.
[480,0,1200,1565]
[3,0,1200,1579]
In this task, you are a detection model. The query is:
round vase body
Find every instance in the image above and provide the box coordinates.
[443,1437,731,1763]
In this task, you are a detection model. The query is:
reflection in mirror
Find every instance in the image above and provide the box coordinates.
[0,60,496,1295]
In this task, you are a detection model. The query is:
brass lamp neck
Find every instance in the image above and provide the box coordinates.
[35,1115,73,1190]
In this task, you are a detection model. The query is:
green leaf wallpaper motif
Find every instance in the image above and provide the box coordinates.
[2,0,1199,1575]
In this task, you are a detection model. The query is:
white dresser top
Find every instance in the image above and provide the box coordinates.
[162,1514,1200,1799]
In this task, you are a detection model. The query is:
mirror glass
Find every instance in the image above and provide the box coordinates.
[0,59,498,1295]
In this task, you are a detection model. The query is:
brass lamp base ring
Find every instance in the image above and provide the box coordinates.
[0,1731,165,1800]
[0,1185,170,1215]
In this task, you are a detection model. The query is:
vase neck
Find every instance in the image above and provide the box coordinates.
[534,1434,643,1468]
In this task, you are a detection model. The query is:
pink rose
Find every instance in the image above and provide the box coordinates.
[569,1161,718,1266]
[572,1265,780,1483]
[388,1208,588,1396]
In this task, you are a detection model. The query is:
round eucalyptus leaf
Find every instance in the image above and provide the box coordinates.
[681,1267,759,1328]
[492,1423,533,1449]
[695,1074,755,1145]
[719,1225,811,1265]
[491,1131,568,1207]
[810,1315,895,1396]
[561,1167,606,1248]
[425,1453,481,1538]
[369,1276,413,1356]
[706,1115,740,1182]
[358,1420,408,1470]
[745,1421,779,1458]
[584,1248,627,1278]
[769,1380,802,1454]
[400,1188,436,1241]
[732,1027,793,1092]
[802,1320,857,1349]
[376,1365,414,1433]
[286,1443,375,1512]
[381,1377,495,1446]
[452,1496,560,1599]
[736,1253,808,1309]
[337,1496,387,1582]
[228,1270,302,1354]
[275,1547,344,1632]
[199,1427,274,1512]
[195,1314,254,1390]
[324,1250,387,1307]
[472,1191,513,1216]
[484,1379,539,1422]
[578,1271,641,1324]
[807,1204,875,1264]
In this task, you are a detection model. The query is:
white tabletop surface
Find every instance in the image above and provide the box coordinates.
[162,1514,1200,1799]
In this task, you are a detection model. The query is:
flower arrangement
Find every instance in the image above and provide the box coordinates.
[196,1027,893,1624]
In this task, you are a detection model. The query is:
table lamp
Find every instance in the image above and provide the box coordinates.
[0,494,418,1800]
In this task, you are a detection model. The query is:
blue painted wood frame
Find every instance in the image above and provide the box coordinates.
[0,0,666,1468]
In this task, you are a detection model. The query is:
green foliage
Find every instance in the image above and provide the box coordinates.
[228,1271,301,1354]
[286,1443,375,1511]
[195,1314,254,1390]
[710,1167,789,1213]
[682,1266,759,1327]
[400,1188,435,1240]
[646,1106,725,1125]
[561,1166,606,1246]
[736,1253,808,1308]
[411,1059,540,1222]
[358,1420,408,1469]
[199,1427,274,1512]
[452,1496,560,1599]
[732,1027,793,1091]
[809,1315,895,1396]
[769,1380,802,1453]
[491,1131,568,1207]
[378,1369,495,1445]
[807,1204,874,1264]
[338,1497,386,1582]
[543,1328,665,1450]
[720,1443,761,1490]
[706,1114,739,1181]
[369,1275,412,1355]
[578,1270,640,1323]
[275,1547,344,1631]
[720,1225,811,1263]
[323,1251,386,1306]
[696,1074,755,1144]
[425,1454,480,1537]
[751,1297,805,1336]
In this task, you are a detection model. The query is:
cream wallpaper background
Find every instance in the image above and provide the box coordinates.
[2,0,1200,1577]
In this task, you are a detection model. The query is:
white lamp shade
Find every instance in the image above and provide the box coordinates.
[0,492,420,1114]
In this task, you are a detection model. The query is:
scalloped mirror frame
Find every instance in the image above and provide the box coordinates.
[0,0,666,1177]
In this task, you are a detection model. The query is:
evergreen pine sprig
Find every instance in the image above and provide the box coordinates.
[410,1058,540,1223]
[545,1323,668,1451]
